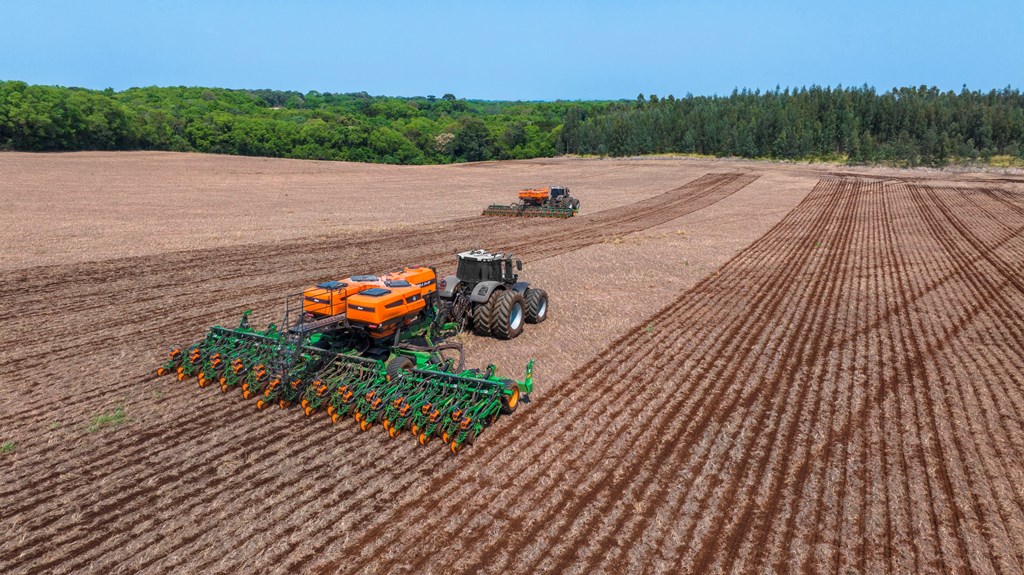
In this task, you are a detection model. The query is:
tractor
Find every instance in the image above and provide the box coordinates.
[482,186,580,218]
[437,249,549,339]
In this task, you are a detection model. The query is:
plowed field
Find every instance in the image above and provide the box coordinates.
[2,153,1023,574]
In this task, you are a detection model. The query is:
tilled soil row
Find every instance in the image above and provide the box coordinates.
[0,173,756,574]
[314,179,1024,574]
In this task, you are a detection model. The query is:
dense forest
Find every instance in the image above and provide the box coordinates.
[563,86,1024,165]
[1,81,1022,166]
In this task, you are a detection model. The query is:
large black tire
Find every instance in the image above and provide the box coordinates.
[491,290,526,340]
[499,380,520,415]
[386,355,414,381]
[472,290,500,336]
[524,288,548,324]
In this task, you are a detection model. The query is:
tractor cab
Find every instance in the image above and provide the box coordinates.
[550,186,569,199]
[455,249,522,285]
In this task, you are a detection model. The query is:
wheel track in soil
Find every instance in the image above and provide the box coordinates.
[647,179,856,568]
[815,184,888,573]
[553,179,859,574]
[685,180,865,573]
[931,188,1024,469]
[898,184,1024,571]
[895,186,998,572]
[703,180,869,574]
[516,183,843,568]
[790,181,1024,568]
[598,179,1015,568]
[936,249,1024,568]
[863,187,944,572]
[0,173,757,574]
[882,184,970,571]
[659,179,1019,568]
[890,184,983,572]
[731,183,1024,572]
[802,183,917,568]
[774,182,1024,568]
[315,178,1024,574]
[487,181,847,568]
[747,181,881,573]
[876,189,924,572]
[527,180,845,573]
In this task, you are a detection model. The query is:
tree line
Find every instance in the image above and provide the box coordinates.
[561,86,1024,166]
[0,82,591,164]
[1,81,1021,166]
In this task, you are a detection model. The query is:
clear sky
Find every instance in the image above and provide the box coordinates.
[0,1,1020,100]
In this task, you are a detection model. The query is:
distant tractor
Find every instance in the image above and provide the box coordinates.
[482,186,580,218]
[438,249,549,339]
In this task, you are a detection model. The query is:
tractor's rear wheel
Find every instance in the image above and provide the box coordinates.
[524,288,548,324]
[386,355,414,381]
[491,290,525,340]
[472,291,500,336]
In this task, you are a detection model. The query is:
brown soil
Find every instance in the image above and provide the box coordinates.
[3,151,1019,270]
[1,152,1022,574]
[0,151,719,269]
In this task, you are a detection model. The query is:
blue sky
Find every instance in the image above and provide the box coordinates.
[0,1,1020,100]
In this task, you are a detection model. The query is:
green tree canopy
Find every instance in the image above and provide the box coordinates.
[0,81,1020,167]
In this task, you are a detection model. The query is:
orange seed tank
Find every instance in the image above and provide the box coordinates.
[301,266,437,339]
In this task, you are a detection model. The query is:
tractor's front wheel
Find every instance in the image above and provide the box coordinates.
[491,290,525,340]
[524,288,548,324]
